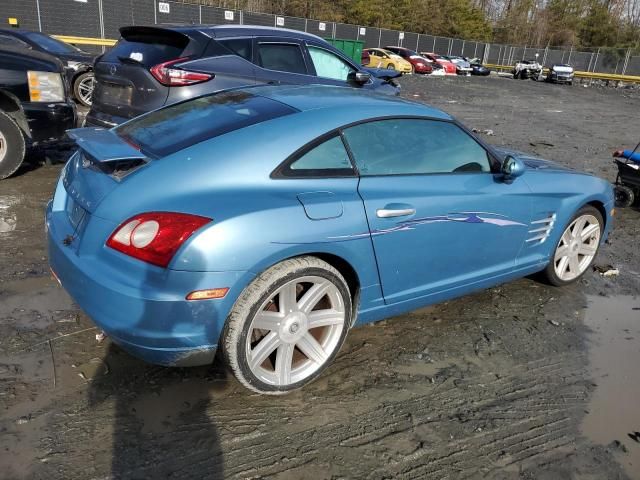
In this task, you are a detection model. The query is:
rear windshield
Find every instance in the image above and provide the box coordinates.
[115,91,297,158]
[102,29,191,67]
[102,40,186,68]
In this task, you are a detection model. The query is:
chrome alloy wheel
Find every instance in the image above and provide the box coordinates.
[77,75,95,106]
[0,130,6,164]
[246,276,346,387]
[553,214,601,282]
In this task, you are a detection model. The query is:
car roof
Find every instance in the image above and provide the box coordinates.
[238,85,451,120]
[0,28,29,34]
[156,24,325,42]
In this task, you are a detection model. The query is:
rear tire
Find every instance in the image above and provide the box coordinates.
[0,110,26,180]
[543,206,603,286]
[222,256,352,395]
[387,64,395,70]
[615,185,635,207]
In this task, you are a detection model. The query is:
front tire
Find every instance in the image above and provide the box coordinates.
[73,71,95,107]
[543,206,603,286]
[0,110,26,180]
[222,256,352,395]
[387,64,395,70]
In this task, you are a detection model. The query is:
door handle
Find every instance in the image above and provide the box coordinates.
[376,208,416,218]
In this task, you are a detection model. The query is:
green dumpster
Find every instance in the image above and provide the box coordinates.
[324,38,364,64]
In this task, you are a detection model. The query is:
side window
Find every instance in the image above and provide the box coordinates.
[0,35,30,49]
[218,38,252,61]
[308,46,354,81]
[281,135,354,177]
[257,43,307,74]
[342,119,492,176]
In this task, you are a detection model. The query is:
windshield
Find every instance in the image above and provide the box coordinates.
[115,91,298,158]
[23,31,80,54]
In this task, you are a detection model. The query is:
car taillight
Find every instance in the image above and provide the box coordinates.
[106,212,211,268]
[149,57,212,86]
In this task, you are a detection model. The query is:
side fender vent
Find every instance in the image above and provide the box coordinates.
[526,213,556,245]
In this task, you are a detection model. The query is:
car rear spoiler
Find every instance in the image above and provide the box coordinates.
[67,128,147,162]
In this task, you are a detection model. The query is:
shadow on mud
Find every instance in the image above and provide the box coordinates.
[88,345,227,479]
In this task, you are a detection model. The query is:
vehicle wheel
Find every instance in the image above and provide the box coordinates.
[222,256,352,395]
[0,111,26,180]
[73,71,95,107]
[614,185,635,208]
[543,206,603,286]
[387,64,395,70]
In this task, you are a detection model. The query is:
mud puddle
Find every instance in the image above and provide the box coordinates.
[582,295,640,477]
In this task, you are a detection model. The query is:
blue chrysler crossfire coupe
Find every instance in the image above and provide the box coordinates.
[47,85,614,394]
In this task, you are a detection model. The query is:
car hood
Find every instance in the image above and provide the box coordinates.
[551,65,574,73]
[58,51,95,65]
[493,147,576,173]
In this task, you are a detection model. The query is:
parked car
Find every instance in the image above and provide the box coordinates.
[363,48,413,73]
[383,46,433,74]
[465,58,491,76]
[513,59,542,80]
[361,49,370,66]
[442,55,472,75]
[86,25,400,128]
[48,84,614,394]
[546,64,574,84]
[420,53,457,74]
[429,61,446,76]
[0,29,96,107]
[0,46,76,179]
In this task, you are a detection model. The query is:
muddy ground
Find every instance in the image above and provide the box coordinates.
[1,75,639,480]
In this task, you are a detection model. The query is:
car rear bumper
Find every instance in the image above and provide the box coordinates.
[23,101,76,143]
[413,64,431,74]
[84,109,125,128]
[46,190,252,367]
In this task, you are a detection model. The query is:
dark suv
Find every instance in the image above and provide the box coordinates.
[87,25,400,128]
[0,46,76,179]
[0,29,96,107]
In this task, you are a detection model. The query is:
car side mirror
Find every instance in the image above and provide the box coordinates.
[501,155,526,179]
[348,71,371,85]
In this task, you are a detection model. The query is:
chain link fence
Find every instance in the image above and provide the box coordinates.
[2,0,639,75]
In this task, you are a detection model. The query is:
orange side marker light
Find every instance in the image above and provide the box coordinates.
[186,288,229,301]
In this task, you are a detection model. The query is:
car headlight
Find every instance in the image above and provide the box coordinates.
[27,71,65,102]
[66,60,82,71]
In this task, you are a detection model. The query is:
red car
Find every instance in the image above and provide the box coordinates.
[383,46,433,74]
[420,52,457,75]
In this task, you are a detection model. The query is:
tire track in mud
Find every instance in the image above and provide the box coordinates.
[31,284,611,480]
